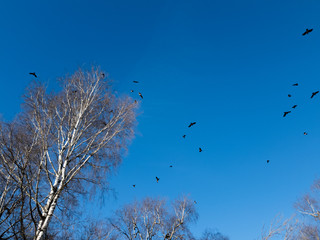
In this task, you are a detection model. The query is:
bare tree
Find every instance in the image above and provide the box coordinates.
[108,196,198,240]
[260,215,297,240]
[199,229,229,240]
[0,67,137,239]
[296,179,320,221]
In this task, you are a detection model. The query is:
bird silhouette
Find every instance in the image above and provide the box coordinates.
[199,147,202,152]
[292,83,298,86]
[188,122,196,128]
[29,72,37,78]
[311,91,319,98]
[267,160,270,163]
[182,135,186,138]
[133,185,136,187]
[156,177,160,183]
[130,90,134,92]
[288,94,292,97]
[169,165,173,168]
[194,201,197,204]
[138,92,143,99]
[304,132,308,135]
[283,111,291,117]
[292,105,297,109]
[133,81,139,83]
[302,28,313,36]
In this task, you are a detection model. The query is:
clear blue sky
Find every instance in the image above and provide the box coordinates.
[1,0,320,239]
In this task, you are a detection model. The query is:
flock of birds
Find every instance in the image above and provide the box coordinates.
[26,27,317,201]
[264,27,318,165]
[129,80,202,198]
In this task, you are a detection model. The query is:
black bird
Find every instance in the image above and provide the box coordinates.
[292,83,298,86]
[311,91,319,98]
[288,94,292,97]
[283,111,291,117]
[133,81,139,83]
[199,147,202,152]
[133,185,136,187]
[302,28,313,36]
[169,165,173,168]
[292,105,297,109]
[188,122,196,128]
[304,132,308,135]
[29,72,37,78]
[138,92,143,99]
[267,160,270,163]
[182,135,186,138]
[130,90,134,93]
[156,177,160,183]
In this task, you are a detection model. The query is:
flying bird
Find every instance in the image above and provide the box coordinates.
[130,90,134,93]
[292,83,298,86]
[188,122,196,128]
[194,201,197,204]
[133,81,139,83]
[199,147,202,152]
[156,177,160,183]
[288,94,292,97]
[283,111,291,117]
[302,28,313,36]
[292,105,297,109]
[311,91,319,98]
[304,132,308,135]
[169,165,173,168]
[182,135,186,138]
[138,92,143,99]
[29,72,37,78]
[267,160,270,163]
[133,185,136,187]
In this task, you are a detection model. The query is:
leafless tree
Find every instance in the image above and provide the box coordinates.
[259,215,297,240]
[108,196,198,240]
[199,229,229,240]
[0,67,137,239]
[296,179,320,221]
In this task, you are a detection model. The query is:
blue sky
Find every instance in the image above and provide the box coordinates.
[1,0,320,239]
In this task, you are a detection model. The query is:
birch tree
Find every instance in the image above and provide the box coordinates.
[0,67,137,239]
[108,196,198,240]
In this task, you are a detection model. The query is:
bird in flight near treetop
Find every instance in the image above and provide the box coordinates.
[156,177,160,183]
[133,81,139,83]
[302,28,313,36]
[292,83,298,86]
[199,147,202,152]
[29,72,37,78]
[188,122,196,128]
[139,92,143,99]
